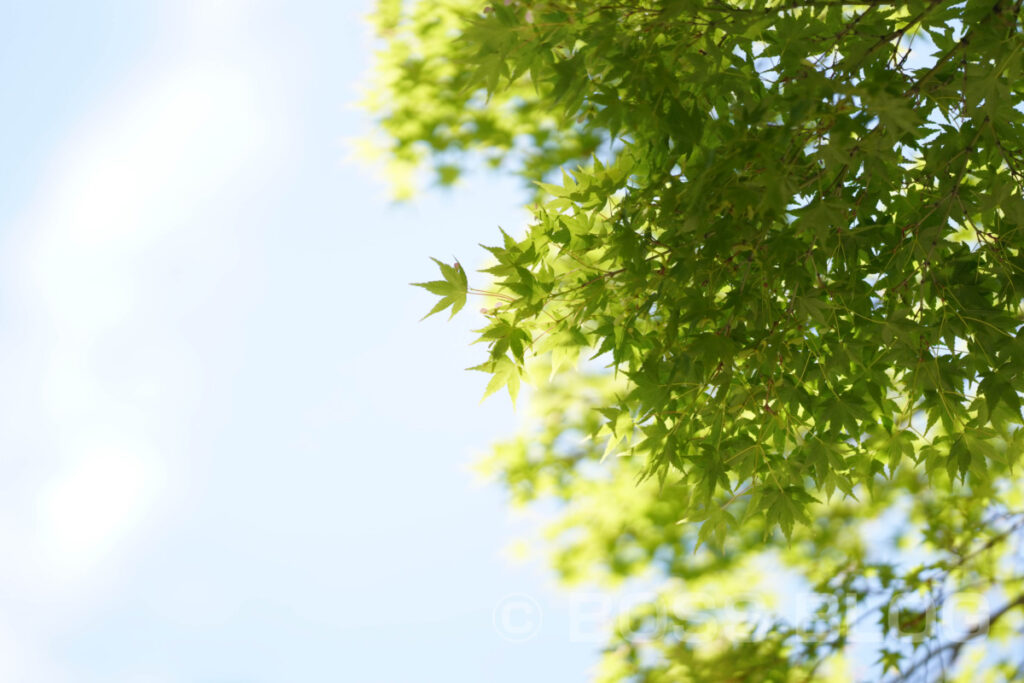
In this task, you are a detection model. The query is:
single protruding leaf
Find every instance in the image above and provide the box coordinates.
[411,257,469,319]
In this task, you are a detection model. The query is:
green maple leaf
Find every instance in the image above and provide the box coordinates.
[411,257,468,320]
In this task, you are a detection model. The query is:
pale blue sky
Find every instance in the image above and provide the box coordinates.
[0,1,596,680]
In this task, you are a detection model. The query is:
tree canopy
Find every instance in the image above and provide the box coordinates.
[368,0,1024,679]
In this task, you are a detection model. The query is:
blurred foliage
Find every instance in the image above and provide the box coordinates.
[368,0,1024,679]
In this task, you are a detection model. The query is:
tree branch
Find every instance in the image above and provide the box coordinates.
[891,593,1024,682]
